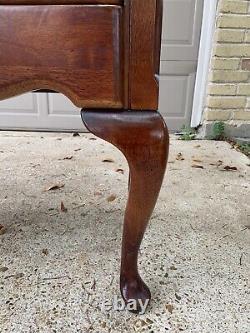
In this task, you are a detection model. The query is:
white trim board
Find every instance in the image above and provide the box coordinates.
[191,0,218,128]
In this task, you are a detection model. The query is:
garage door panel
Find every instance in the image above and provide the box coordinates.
[0,113,84,131]
[45,94,85,131]
[162,0,195,44]
[160,76,188,117]
[48,93,80,116]
[0,93,38,115]
[159,72,196,130]
[160,61,197,75]
[159,0,203,131]
[161,0,203,61]
[0,93,84,131]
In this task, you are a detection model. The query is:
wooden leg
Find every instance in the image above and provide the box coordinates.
[81,110,169,312]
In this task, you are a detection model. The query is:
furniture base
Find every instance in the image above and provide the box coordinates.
[81,109,169,312]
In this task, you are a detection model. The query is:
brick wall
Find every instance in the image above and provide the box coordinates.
[203,0,250,138]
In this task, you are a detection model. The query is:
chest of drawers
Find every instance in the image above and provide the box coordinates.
[0,0,169,313]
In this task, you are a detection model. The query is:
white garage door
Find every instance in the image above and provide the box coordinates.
[0,0,203,132]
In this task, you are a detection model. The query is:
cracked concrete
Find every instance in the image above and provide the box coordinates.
[0,132,249,333]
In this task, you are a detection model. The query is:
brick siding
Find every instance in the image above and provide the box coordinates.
[203,0,250,137]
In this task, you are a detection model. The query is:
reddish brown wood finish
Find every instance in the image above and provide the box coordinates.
[0,1,167,312]
[0,1,163,111]
[0,5,123,108]
[81,110,169,311]
[0,0,122,4]
[128,0,163,110]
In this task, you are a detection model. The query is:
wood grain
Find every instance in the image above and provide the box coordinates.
[0,5,124,108]
[0,1,163,112]
[0,1,167,311]
[128,0,163,110]
[0,0,123,4]
[82,109,169,312]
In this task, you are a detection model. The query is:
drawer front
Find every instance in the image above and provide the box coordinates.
[0,5,123,108]
[0,1,123,4]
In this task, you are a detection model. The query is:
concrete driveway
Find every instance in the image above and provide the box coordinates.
[0,132,249,333]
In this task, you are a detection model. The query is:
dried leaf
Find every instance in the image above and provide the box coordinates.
[240,254,243,266]
[42,249,49,255]
[5,272,24,279]
[94,191,102,196]
[223,166,238,172]
[30,163,40,168]
[210,160,223,167]
[0,267,8,272]
[194,145,201,148]
[170,265,177,270]
[60,201,68,213]
[116,168,124,174]
[60,156,73,161]
[14,273,24,279]
[192,159,203,163]
[0,224,6,235]
[107,195,117,202]
[176,153,185,161]
[166,304,174,314]
[192,164,204,169]
[45,184,65,192]
[102,158,114,163]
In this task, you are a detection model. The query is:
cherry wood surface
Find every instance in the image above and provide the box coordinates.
[0,0,163,110]
[129,0,162,110]
[0,0,168,312]
[82,110,169,311]
[0,5,124,108]
[0,0,123,4]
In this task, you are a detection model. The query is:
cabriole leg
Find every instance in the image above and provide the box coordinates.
[81,110,169,312]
